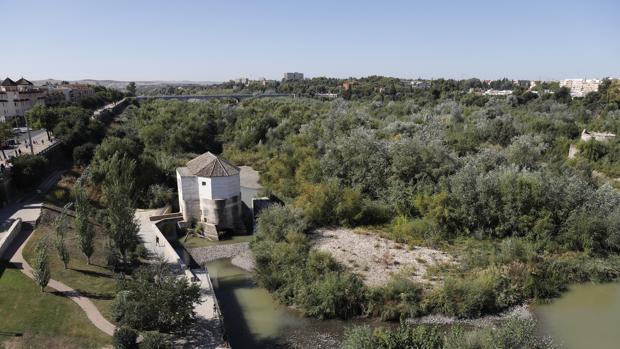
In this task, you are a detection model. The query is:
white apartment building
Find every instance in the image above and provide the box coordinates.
[0,78,46,123]
[283,72,304,81]
[57,84,95,102]
[1,77,96,123]
[560,79,601,98]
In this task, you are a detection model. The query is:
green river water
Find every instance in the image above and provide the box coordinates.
[204,256,620,348]
[206,259,377,348]
[535,282,620,349]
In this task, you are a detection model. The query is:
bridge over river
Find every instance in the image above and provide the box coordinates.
[136,93,294,102]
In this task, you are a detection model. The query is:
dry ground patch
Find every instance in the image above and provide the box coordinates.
[312,228,455,287]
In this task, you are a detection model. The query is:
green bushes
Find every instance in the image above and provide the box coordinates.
[296,269,366,319]
[140,332,173,349]
[343,318,556,349]
[72,142,96,165]
[107,91,620,324]
[254,204,307,242]
[112,326,137,349]
[428,268,505,318]
[342,323,443,349]
[294,180,389,228]
[252,205,366,319]
[367,276,424,321]
[11,154,48,188]
[112,263,201,333]
[146,184,175,208]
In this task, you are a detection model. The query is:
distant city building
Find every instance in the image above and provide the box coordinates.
[44,86,67,106]
[342,80,355,90]
[282,72,304,81]
[315,92,338,99]
[514,80,532,88]
[1,77,96,123]
[410,80,430,89]
[483,89,513,96]
[0,77,46,123]
[57,83,95,102]
[560,79,601,97]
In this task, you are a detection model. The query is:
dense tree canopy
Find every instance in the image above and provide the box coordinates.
[95,77,620,321]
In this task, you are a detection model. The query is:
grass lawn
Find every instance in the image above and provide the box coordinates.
[22,210,118,322]
[0,262,111,349]
[179,234,254,249]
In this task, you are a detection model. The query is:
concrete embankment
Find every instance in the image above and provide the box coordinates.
[188,242,255,272]
[0,218,22,259]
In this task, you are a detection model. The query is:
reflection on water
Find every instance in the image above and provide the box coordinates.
[535,282,620,349]
[207,258,366,349]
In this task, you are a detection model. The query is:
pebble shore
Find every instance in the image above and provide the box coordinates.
[407,304,532,327]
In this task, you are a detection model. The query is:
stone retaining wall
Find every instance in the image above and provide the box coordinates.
[0,218,22,259]
[188,242,251,264]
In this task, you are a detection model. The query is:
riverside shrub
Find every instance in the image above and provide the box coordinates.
[343,318,556,349]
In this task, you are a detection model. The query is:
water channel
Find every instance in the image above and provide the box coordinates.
[205,258,382,349]
[535,282,620,349]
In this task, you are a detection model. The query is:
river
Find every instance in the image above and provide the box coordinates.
[535,282,620,349]
[206,258,382,349]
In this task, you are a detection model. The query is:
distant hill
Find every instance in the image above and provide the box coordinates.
[32,79,220,90]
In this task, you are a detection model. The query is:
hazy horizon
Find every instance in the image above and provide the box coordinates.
[2,0,619,81]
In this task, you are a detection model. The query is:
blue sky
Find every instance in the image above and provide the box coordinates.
[1,0,618,81]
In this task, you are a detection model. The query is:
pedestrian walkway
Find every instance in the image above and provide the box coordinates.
[135,208,180,263]
[135,208,227,348]
[0,134,58,167]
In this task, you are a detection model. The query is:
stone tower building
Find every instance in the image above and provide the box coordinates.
[176,152,244,238]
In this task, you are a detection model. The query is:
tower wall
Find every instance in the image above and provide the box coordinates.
[200,194,243,231]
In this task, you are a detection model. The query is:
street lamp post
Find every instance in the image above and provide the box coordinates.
[25,114,34,155]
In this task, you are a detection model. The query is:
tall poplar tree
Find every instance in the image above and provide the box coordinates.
[33,237,51,292]
[54,205,71,269]
[103,153,140,263]
[74,184,95,264]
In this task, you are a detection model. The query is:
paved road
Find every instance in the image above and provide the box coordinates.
[1,129,57,165]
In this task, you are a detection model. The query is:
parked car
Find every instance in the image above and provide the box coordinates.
[12,127,31,134]
[1,139,17,149]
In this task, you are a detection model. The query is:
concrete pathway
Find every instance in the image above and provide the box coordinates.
[0,131,58,167]
[135,208,180,264]
[135,208,227,348]
[7,225,115,336]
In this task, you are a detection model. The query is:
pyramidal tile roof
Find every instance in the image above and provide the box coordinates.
[15,77,33,85]
[185,152,239,177]
[1,78,16,86]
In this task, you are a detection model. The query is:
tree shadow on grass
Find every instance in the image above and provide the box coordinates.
[0,260,8,278]
[49,289,115,301]
[70,267,113,279]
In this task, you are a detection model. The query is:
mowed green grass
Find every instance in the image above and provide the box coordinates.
[22,211,118,321]
[0,262,111,349]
